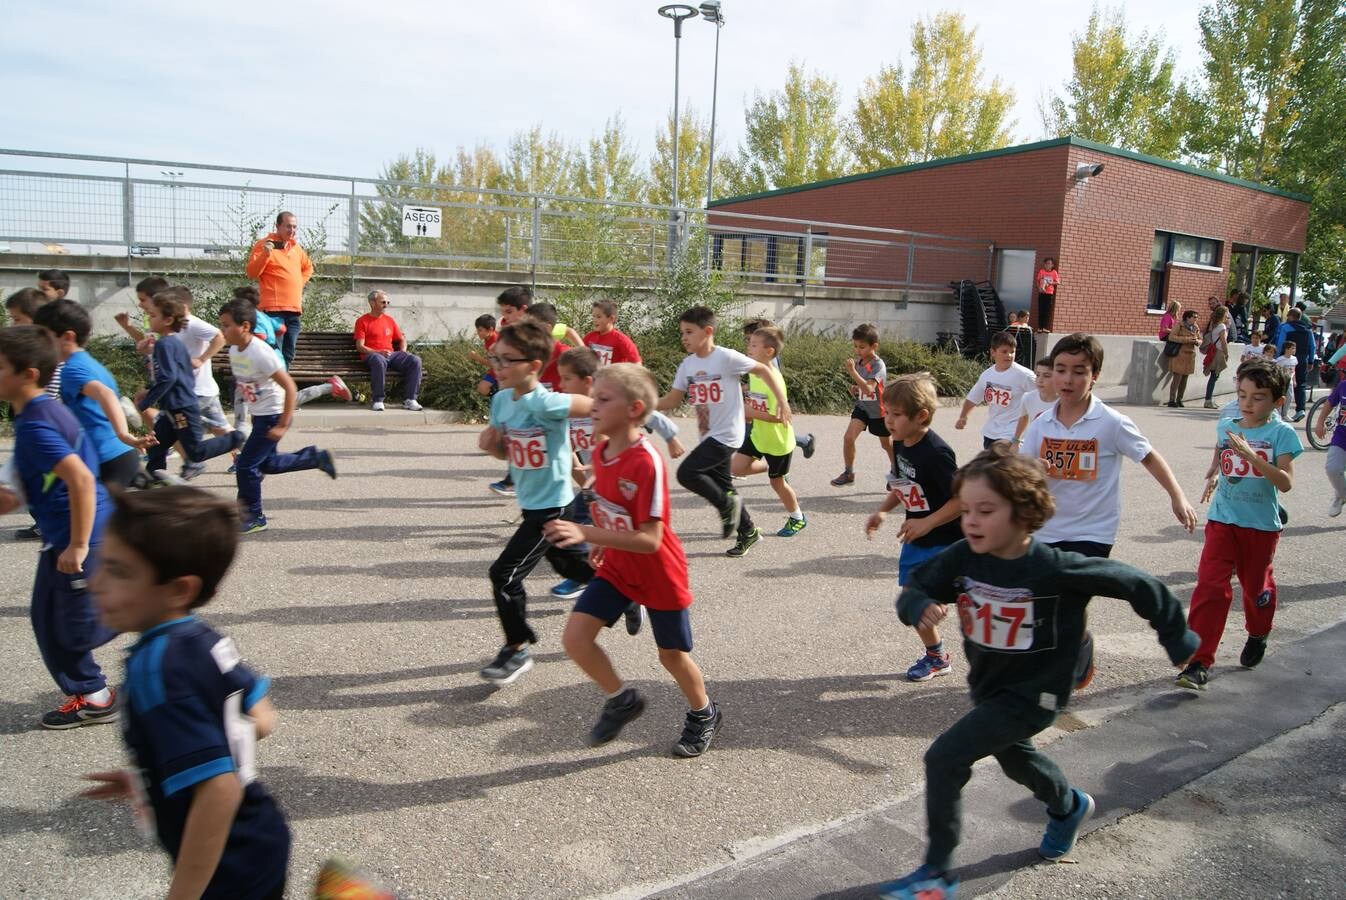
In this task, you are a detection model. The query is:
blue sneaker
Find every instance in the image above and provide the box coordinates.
[179,461,207,481]
[877,864,957,899]
[1039,788,1095,860]
[240,515,269,535]
[550,578,585,600]
[317,449,338,479]
[489,479,516,497]
[905,652,952,682]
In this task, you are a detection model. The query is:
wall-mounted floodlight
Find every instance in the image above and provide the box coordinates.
[1075,162,1104,180]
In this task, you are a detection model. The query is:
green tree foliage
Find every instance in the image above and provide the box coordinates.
[497,125,576,197]
[647,106,733,208]
[848,13,1015,169]
[722,62,852,195]
[1042,6,1191,157]
[576,114,648,203]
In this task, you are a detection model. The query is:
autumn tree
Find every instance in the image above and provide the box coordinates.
[576,114,648,203]
[647,106,733,207]
[848,12,1015,169]
[1041,6,1191,157]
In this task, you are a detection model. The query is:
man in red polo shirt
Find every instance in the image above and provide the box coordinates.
[353,290,423,411]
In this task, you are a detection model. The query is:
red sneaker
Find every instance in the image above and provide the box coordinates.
[327,376,352,402]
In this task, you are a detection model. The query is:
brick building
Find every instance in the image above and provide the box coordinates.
[707,137,1310,336]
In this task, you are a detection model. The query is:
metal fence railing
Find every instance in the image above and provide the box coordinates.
[0,149,991,296]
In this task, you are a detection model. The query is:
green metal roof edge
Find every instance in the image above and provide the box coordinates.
[707,136,1312,207]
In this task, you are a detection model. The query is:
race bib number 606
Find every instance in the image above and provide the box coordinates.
[506,427,548,470]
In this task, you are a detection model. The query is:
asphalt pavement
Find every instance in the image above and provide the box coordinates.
[1,400,1342,898]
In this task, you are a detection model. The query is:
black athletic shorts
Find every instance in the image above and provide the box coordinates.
[737,434,793,479]
[850,404,890,437]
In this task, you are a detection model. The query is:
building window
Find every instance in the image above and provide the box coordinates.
[1148,231,1222,311]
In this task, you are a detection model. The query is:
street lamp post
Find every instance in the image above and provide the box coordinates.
[699,0,724,272]
[657,4,698,212]
[161,170,183,257]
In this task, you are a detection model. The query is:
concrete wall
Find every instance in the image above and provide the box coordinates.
[0,254,958,343]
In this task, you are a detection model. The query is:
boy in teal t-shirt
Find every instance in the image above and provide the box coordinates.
[1179,358,1302,690]
[731,326,813,537]
[478,321,596,685]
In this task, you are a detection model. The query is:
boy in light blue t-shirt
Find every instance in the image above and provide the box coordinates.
[1179,358,1302,691]
[477,321,596,685]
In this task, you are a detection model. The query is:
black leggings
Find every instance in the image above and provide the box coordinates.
[677,437,755,538]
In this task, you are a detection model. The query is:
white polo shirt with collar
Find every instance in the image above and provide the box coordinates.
[1019,395,1152,545]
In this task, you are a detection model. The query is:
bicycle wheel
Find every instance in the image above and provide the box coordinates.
[1305,395,1335,451]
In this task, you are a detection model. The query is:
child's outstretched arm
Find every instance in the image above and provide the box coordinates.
[656,387,685,412]
[751,362,792,425]
[168,773,244,900]
[1141,450,1197,532]
[955,399,977,430]
[84,381,156,451]
[1060,555,1199,667]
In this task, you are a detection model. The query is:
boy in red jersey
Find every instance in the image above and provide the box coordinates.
[582,299,642,367]
[543,363,721,758]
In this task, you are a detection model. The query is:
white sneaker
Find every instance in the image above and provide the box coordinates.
[118,396,142,429]
[371,401,385,411]
[1330,496,1344,518]
[403,398,423,411]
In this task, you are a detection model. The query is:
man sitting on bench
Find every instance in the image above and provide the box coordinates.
[354,290,423,412]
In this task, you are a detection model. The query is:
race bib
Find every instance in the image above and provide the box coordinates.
[984,382,1014,407]
[686,379,724,406]
[956,589,1035,651]
[591,345,614,367]
[745,391,769,413]
[590,494,634,532]
[1220,445,1270,479]
[1039,437,1098,481]
[240,381,259,404]
[506,426,548,470]
[569,418,595,453]
[893,481,929,512]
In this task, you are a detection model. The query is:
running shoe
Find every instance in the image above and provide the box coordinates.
[726,527,761,558]
[1073,631,1096,691]
[1239,635,1268,669]
[317,449,338,479]
[489,479,516,497]
[371,401,385,412]
[313,857,396,900]
[240,516,269,535]
[877,864,958,900]
[830,470,855,487]
[719,491,743,538]
[797,433,817,459]
[906,652,952,682]
[14,524,41,541]
[1039,788,1095,860]
[327,375,352,402]
[588,687,646,746]
[672,702,722,757]
[1175,661,1209,691]
[776,516,807,537]
[179,462,207,481]
[623,602,645,636]
[550,578,586,600]
[1278,504,1289,525]
[1329,496,1344,518]
[403,398,424,411]
[40,689,120,730]
[150,469,187,487]
[480,645,532,685]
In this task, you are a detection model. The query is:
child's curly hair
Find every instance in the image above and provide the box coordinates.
[952,443,1056,533]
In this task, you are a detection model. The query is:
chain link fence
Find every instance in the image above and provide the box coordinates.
[0,149,990,296]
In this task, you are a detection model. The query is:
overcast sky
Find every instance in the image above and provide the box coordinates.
[4,0,1208,183]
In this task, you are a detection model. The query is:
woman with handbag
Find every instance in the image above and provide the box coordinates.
[1167,310,1200,407]
[1201,306,1230,408]
[1156,300,1181,393]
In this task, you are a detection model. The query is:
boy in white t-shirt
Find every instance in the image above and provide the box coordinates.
[957,332,1037,449]
[1241,330,1265,363]
[219,300,336,535]
[1019,332,1197,690]
[1019,356,1058,426]
[656,306,791,558]
[1273,341,1298,417]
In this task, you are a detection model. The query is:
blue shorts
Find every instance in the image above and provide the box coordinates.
[898,542,952,586]
[480,371,498,388]
[574,577,693,652]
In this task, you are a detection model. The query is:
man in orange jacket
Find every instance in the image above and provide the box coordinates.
[245,211,313,366]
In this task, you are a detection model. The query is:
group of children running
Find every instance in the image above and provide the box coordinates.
[0,271,1323,898]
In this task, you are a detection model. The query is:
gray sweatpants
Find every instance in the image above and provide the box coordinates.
[1326,445,1346,501]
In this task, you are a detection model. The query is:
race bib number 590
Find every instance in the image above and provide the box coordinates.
[506,427,548,470]
[686,380,723,405]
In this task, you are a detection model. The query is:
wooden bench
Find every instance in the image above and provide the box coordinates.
[211,331,399,386]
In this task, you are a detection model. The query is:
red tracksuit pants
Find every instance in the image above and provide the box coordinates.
[1188,520,1279,668]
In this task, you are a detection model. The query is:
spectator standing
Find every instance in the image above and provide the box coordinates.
[353,291,423,412]
[245,211,312,366]
[1275,308,1317,420]
[1034,258,1059,332]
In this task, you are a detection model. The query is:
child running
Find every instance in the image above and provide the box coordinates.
[0,325,119,729]
[731,325,813,536]
[1020,356,1058,425]
[865,374,963,682]
[1317,365,1346,518]
[470,313,500,397]
[833,324,892,487]
[1178,358,1301,690]
[82,487,290,899]
[881,444,1198,899]
[477,321,599,684]
[218,299,337,534]
[543,363,722,756]
[956,331,1036,448]
[1019,333,1196,690]
[656,306,791,558]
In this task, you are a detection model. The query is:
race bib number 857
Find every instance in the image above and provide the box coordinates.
[1039,437,1098,481]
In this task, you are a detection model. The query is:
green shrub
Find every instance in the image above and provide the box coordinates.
[87,335,149,395]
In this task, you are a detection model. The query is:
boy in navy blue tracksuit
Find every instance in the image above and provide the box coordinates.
[0,325,119,729]
[137,288,242,476]
[83,487,290,899]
